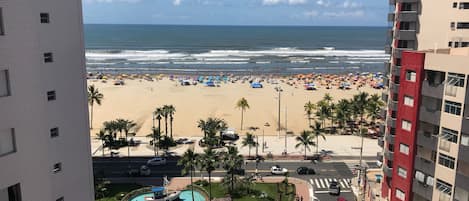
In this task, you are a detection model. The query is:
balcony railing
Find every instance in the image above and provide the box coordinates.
[388,13,396,22]
[398,11,418,22]
[414,156,435,175]
[389,99,398,111]
[378,137,385,148]
[392,65,401,76]
[383,165,393,177]
[412,180,434,200]
[385,133,395,145]
[419,107,441,125]
[387,117,396,128]
[390,82,400,93]
[382,91,389,102]
[394,30,417,40]
[380,108,387,120]
[384,148,394,160]
[393,47,414,58]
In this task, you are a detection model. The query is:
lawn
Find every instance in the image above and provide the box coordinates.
[96,183,142,201]
[201,182,296,201]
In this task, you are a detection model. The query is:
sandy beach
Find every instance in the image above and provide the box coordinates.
[88,74,383,137]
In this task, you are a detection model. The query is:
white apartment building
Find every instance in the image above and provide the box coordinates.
[0,0,94,201]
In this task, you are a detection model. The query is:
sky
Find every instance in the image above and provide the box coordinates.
[82,0,388,26]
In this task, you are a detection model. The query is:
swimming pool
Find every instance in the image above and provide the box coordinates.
[129,190,205,201]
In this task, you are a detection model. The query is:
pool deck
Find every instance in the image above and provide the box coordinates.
[167,176,311,201]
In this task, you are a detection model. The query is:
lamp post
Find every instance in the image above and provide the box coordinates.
[152,112,157,157]
[275,86,283,138]
[263,122,270,152]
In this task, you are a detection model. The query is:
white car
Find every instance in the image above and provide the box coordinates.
[147,157,167,166]
[271,165,288,175]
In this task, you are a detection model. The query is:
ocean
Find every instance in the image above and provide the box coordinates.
[84,24,388,75]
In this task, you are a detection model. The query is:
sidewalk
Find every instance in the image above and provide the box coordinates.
[167,176,312,201]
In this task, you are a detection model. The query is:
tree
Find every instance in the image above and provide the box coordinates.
[221,146,244,193]
[366,94,384,125]
[304,101,316,128]
[197,148,219,201]
[96,129,107,157]
[88,85,103,129]
[295,130,315,159]
[103,120,118,140]
[178,148,199,201]
[241,133,257,158]
[123,120,137,165]
[335,99,352,133]
[154,108,164,153]
[352,92,369,169]
[166,105,176,139]
[315,100,329,129]
[236,97,250,131]
[197,117,228,147]
[310,121,326,155]
[162,105,170,136]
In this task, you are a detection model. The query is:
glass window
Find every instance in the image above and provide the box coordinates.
[457,22,469,29]
[402,120,412,131]
[405,70,416,82]
[56,197,64,201]
[50,127,59,138]
[447,73,465,87]
[415,171,425,182]
[444,100,462,115]
[47,91,56,101]
[0,69,11,97]
[438,153,455,169]
[404,95,414,107]
[6,183,22,201]
[453,2,458,8]
[0,128,16,157]
[399,143,409,155]
[53,163,62,173]
[40,13,50,23]
[398,167,407,178]
[460,3,469,9]
[436,179,453,195]
[441,127,458,143]
[44,52,53,63]
[396,189,406,200]
[451,22,456,30]
[0,8,4,35]
[461,133,469,146]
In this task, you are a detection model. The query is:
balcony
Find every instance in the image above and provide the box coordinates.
[392,65,401,76]
[390,82,400,93]
[398,11,418,22]
[394,30,417,40]
[387,29,394,40]
[378,137,385,148]
[421,80,444,99]
[413,180,433,200]
[377,152,383,162]
[393,47,414,58]
[380,108,387,120]
[419,106,441,125]
[414,156,435,175]
[385,133,395,145]
[416,131,437,150]
[388,13,396,22]
[384,62,391,75]
[383,165,393,177]
[382,91,389,102]
[389,99,398,111]
[385,45,392,54]
[387,117,396,128]
[384,148,394,160]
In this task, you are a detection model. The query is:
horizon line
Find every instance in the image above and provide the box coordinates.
[83,23,388,28]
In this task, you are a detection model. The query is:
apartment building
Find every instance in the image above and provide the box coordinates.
[381,1,469,201]
[0,0,94,201]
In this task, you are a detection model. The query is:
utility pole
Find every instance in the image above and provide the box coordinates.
[284,105,288,155]
[275,86,283,138]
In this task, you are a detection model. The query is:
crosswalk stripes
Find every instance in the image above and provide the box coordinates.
[309,178,352,189]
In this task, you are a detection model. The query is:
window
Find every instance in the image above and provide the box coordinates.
[438,153,455,169]
[0,8,4,35]
[457,22,469,29]
[444,100,462,115]
[441,127,458,143]
[401,3,412,11]
[427,176,434,186]
[454,2,458,8]
[50,127,59,138]
[53,163,62,173]
[398,167,407,178]
[396,189,406,200]
[461,133,469,146]
[47,91,56,101]
[415,171,425,183]
[399,143,409,155]
[402,120,412,131]
[436,179,453,195]
[0,70,11,97]
[43,52,53,63]
[451,22,456,30]
[462,42,469,47]
[447,73,465,87]
[40,13,50,23]
[449,41,453,47]
[404,96,414,107]
[0,128,16,157]
[459,2,469,9]
[4,183,22,201]
[405,70,416,82]
[56,197,64,201]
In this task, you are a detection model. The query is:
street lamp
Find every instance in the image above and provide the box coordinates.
[152,112,157,157]
[274,86,283,138]
[263,122,270,152]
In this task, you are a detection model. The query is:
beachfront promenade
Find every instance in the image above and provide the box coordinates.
[91,135,380,158]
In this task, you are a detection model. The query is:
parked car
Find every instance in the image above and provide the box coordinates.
[147,157,167,166]
[221,128,240,141]
[128,165,151,176]
[296,167,316,175]
[271,165,288,175]
[176,138,194,144]
[329,181,341,195]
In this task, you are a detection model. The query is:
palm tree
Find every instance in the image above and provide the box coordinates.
[323,93,333,104]
[88,85,103,129]
[178,148,199,201]
[366,94,384,125]
[154,108,164,152]
[304,101,316,128]
[335,99,352,133]
[295,130,315,159]
[315,100,329,129]
[352,92,370,130]
[241,133,257,158]
[197,117,228,147]
[161,105,171,136]
[115,118,127,139]
[310,121,326,155]
[123,120,137,165]
[96,129,107,157]
[221,146,244,192]
[166,105,176,139]
[236,97,250,131]
[197,148,219,201]
[103,120,118,140]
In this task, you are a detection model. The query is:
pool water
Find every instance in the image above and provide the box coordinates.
[129,191,205,201]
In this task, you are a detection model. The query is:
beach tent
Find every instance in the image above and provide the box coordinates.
[251,82,263,88]
[205,81,216,87]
